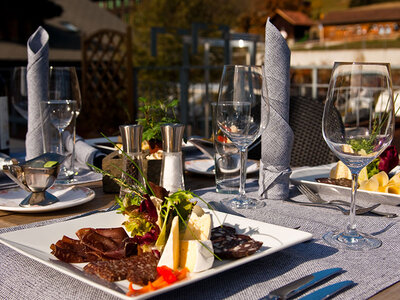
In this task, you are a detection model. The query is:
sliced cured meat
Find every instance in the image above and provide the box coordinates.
[211,226,263,259]
[210,225,236,240]
[50,227,137,262]
[84,258,128,281]
[50,235,99,263]
[126,252,159,285]
[84,252,159,283]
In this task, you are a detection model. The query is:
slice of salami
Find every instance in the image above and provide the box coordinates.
[210,225,236,240]
[211,227,263,259]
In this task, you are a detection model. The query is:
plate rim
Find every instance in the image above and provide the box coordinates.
[185,158,259,176]
[0,186,96,213]
[0,210,312,300]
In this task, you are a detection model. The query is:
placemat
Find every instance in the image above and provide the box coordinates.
[0,183,399,300]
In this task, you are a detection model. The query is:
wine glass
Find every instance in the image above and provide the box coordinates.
[41,100,76,157]
[216,65,269,209]
[47,66,81,181]
[11,67,28,119]
[322,62,394,250]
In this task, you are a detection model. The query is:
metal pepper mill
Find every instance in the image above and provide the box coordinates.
[160,123,185,192]
[119,124,145,197]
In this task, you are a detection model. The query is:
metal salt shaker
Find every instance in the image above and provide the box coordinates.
[119,124,145,197]
[160,123,185,192]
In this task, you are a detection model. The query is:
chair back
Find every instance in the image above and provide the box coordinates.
[289,96,337,167]
[81,26,134,137]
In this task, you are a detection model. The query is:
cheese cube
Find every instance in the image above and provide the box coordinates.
[158,216,180,270]
[179,240,214,272]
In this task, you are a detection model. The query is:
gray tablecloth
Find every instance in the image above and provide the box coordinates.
[1,180,399,300]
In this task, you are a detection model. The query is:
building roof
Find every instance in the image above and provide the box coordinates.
[272,9,314,27]
[321,2,400,25]
[0,0,127,62]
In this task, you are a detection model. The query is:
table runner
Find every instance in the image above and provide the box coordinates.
[1,183,399,300]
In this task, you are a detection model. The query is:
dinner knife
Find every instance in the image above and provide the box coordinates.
[298,280,355,300]
[264,268,343,300]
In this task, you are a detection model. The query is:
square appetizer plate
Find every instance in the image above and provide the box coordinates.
[291,164,400,206]
[0,210,312,300]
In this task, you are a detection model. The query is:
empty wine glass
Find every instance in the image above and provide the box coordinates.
[41,100,76,158]
[47,66,81,182]
[216,65,269,209]
[322,62,394,250]
[11,67,28,119]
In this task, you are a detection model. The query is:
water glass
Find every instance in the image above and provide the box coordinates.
[211,102,240,194]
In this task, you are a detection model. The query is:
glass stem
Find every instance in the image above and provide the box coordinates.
[71,113,77,173]
[58,129,64,155]
[239,148,248,197]
[347,172,359,235]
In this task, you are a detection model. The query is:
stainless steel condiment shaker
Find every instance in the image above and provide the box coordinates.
[160,123,185,192]
[119,124,145,197]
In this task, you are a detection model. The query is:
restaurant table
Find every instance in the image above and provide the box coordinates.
[1,170,400,299]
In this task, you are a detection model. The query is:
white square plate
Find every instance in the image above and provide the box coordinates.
[291,164,400,206]
[0,210,312,299]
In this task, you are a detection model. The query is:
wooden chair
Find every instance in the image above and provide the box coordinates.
[80,26,134,137]
[289,96,338,167]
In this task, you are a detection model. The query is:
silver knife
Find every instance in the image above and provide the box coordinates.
[298,280,355,300]
[264,268,343,299]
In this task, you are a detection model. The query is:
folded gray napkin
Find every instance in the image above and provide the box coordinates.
[63,131,103,170]
[258,19,293,200]
[26,26,49,160]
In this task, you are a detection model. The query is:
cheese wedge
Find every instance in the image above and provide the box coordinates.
[359,176,379,192]
[158,216,180,270]
[389,173,400,185]
[341,144,354,154]
[330,161,368,183]
[330,161,351,180]
[179,240,214,273]
[388,185,400,194]
[358,166,368,183]
[182,212,212,241]
[192,204,205,217]
[373,171,389,187]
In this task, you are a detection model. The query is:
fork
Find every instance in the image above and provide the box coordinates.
[297,184,397,218]
[287,198,380,215]
[67,203,120,220]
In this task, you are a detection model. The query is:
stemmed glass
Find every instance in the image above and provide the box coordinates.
[216,65,269,209]
[11,67,28,119]
[322,62,394,250]
[46,66,81,181]
[41,100,76,157]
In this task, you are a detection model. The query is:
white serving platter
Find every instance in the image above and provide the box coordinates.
[290,164,400,206]
[0,209,312,300]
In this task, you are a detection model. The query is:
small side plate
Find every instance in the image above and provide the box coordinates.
[0,185,95,213]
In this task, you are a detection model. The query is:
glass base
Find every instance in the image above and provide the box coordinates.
[55,168,75,184]
[323,230,382,251]
[222,195,265,209]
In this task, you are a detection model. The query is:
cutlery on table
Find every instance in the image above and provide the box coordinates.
[67,203,120,220]
[298,280,355,300]
[263,268,343,300]
[286,198,380,215]
[297,184,398,218]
